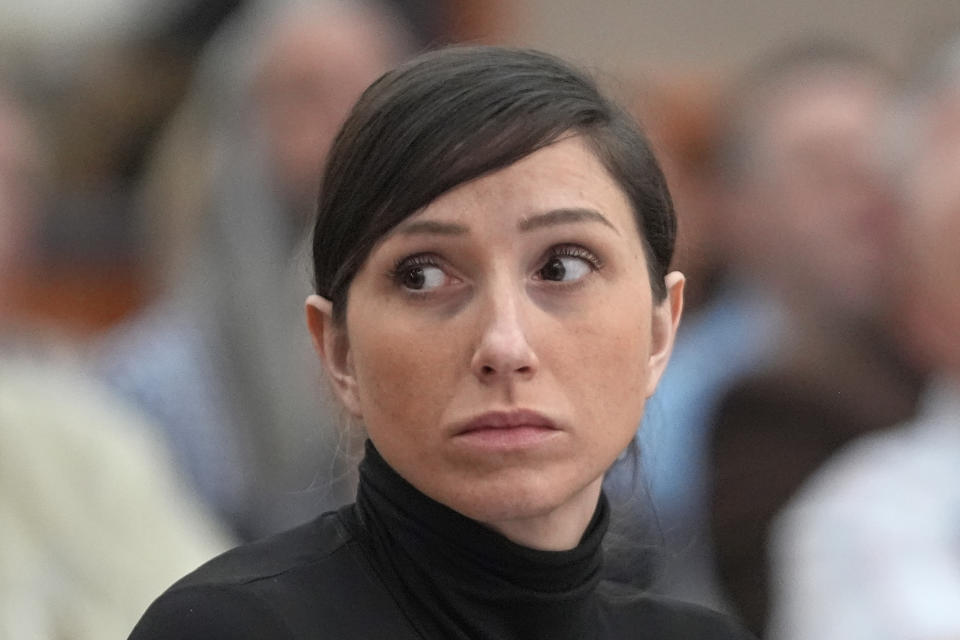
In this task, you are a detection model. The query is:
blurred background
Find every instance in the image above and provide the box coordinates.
[2,1,959,638]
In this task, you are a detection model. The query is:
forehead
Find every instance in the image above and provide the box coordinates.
[753,74,884,162]
[407,136,636,233]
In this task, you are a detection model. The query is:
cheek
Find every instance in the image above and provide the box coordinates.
[348,313,462,436]
[551,289,653,430]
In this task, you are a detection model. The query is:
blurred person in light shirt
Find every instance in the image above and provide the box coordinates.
[768,36,960,640]
[637,42,926,633]
[0,81,230,639]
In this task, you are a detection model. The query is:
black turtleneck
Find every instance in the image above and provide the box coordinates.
[129,442,753,639]
[353,440,606,640]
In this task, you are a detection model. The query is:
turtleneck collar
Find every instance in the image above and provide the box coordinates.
[348,440,608,640]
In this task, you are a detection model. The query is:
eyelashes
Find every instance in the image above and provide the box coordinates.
[388,253,449,292]
[389,253,441,279]
[388,244,603,293]
[534,244,603,284]
[547,244,603,270]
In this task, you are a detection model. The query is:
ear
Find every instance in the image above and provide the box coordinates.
[645,271,685,397]
[305,294,363,417]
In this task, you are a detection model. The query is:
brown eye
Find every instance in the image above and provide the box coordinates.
[538,254,593,282]
[398,263,447,291]
[539,257,567,281]
[403,267,426,289]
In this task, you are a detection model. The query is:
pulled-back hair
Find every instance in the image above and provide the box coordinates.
[312,46,675,321]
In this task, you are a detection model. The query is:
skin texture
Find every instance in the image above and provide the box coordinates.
[307,136,682,551]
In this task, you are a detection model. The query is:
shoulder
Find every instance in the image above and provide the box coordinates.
[171,507,354,589]
[128,582,294,639]
[597,585,756,639]
[778,411,951,540]
[130,508,402,639]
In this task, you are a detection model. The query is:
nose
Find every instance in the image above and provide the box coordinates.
[470,288,539,383]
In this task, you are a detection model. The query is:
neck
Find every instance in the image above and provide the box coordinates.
[352,442,608,640]
[483,477,604,551]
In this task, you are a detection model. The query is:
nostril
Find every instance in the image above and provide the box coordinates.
[480,364,533,377]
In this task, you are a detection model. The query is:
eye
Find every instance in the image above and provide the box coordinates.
[536,245,601,283]
[402,264,446,290]
[391,254,454,292]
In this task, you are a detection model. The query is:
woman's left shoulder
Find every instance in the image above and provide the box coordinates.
[597,583,757,640]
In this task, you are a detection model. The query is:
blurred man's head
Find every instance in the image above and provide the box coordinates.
[893,40,960,373]
[717,42,896,320]
[252,1,410,216]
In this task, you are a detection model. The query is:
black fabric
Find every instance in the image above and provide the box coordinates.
[709,322,925,636]
[353,440,606,639]
[130,442,754,639]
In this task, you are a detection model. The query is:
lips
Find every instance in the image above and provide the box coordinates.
[454,409,559,435]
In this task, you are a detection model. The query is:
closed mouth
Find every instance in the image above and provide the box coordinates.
[453,409,558,435]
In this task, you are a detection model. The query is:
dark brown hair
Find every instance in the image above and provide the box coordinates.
[312,46,676,321]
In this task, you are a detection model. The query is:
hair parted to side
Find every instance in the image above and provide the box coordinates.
[311,45,676,322]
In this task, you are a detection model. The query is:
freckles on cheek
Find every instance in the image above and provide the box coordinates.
[575,309,651,399]
[351,322,455,428]
[596,338,648,394]
[355,335,414,414]
[586,342,650,446]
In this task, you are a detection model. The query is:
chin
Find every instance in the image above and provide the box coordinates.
[432,464,600,526]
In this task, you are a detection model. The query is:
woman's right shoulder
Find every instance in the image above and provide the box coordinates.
[128,509,374,639]
[128,582,295,639]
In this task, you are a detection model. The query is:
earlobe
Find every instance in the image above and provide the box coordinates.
[645,271,685,397]
[305,294,363,417]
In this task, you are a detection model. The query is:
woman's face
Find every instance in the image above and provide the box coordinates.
[308,136,682,547]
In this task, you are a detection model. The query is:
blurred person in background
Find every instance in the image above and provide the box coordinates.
[12,0,245,335]
[636,40,927,629]
[768,36,960,640]
[0,77,230,639]
[5,0,503,337]
[705,41,928,635]
[97,0,413,541]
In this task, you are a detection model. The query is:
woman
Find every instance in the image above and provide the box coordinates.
[129,46,753,639]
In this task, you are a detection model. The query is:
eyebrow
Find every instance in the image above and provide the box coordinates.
[395,207,619,237]
[395,219,469,236]
[517,207,619,234]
